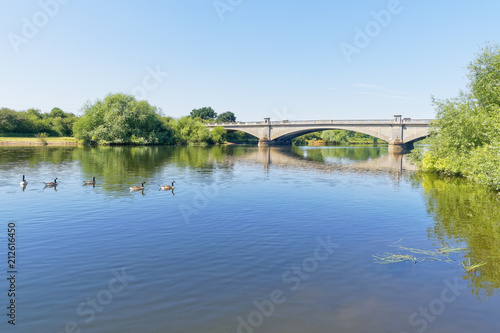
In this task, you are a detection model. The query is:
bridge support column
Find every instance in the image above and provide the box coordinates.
[388,139,414,153]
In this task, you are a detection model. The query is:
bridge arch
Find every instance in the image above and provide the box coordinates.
[403,132,431,144]
[271,126,392,143]
[224,128,262,140]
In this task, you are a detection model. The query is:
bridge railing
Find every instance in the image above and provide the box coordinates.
[206,119,433,126]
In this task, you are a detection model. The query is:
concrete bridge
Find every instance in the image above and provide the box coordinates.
[206,115,432,152]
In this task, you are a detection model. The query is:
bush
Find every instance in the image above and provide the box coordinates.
[420,44,500,189]
[73,93,174,145]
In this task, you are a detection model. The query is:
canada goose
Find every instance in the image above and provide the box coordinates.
[43,178,58,187]
[20,175,28,186]
[159,181,175,190]
[130,182,146,191]
[83,176,96,185]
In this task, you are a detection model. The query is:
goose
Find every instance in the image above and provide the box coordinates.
[130,182,146,191]
[159,181,175,190]
[83,176,96,185]
[43,178,58,187]
[20,175,28,186]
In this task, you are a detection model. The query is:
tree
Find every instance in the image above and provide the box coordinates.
[27,108,43,119]
[211,126,227,144]
[171,116,213,145]
[49,107,66,118]
[419,43,500,188]
[216,111,236,123]
[73,93,173,144]
[190,107,217,121]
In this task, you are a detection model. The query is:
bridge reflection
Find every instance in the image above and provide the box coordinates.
[228,146,417,175]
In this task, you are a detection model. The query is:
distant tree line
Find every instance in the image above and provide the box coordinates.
[0,107,77,136]
[0,94,238,145]
[292,130,382,146]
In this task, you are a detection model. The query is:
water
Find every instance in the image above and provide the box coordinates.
[0,145,499,333]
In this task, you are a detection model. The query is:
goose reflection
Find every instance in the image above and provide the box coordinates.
[43,184,58,191]
[83,176,96,186]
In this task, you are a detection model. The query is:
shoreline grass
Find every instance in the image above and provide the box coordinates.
[0,137,80,146]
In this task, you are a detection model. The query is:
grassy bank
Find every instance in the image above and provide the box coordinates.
[0,137,80,146]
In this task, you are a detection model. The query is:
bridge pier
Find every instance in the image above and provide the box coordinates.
[388,139,414,153]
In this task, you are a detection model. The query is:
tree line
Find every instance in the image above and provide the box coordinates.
[292,130,382,146]
[0,94,238,145]
[0,107,77,137]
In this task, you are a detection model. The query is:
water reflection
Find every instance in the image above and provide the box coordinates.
[0,145,416,196]
[415,173,500,299]
[234,146,417,176]
[296,146,388,163]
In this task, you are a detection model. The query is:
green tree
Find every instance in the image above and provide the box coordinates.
[211,126,227,144]
[27,108,43,119]
[73,93,173,145]
[190,107,217,121]
[226,131,258,144]
[419,44,500,188]
[172,116,213,145]
[216,111,236,123]
[49,107,66,118]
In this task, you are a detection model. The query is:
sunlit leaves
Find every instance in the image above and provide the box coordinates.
[422,44,500,188]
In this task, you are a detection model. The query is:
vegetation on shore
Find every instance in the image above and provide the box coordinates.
[0,107,77,137]
[292,130,383,146]
[412,44,500,189]
[1,94,232,146]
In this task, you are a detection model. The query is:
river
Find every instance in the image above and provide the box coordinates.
[0,145,499,333]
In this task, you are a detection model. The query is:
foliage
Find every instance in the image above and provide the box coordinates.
[419,44,500,189]
[190,107,217,121]
[1,97,236,147]
[211,126,227,144]
[292,130,382,146]
[292,132,321,146]
[226,131,258,143]
[0,107,77,136]
[49,107,66,118]
[73,93,174,145]
[216,111,236,123]
[320,130,349,145]
[169,116,214,145]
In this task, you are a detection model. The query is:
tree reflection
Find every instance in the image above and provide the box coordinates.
[70,146,233,197]
[417,173,500,299]
[291,146,388,163]
[0,146,76,170]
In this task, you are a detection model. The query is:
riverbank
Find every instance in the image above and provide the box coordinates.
[0,137,80,146]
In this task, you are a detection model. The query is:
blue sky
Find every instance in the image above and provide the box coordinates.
[1,0,499,121]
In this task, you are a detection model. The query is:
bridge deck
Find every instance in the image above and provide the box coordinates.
[206,119,432,126]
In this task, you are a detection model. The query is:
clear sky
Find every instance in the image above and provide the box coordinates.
[1,0,499,121]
